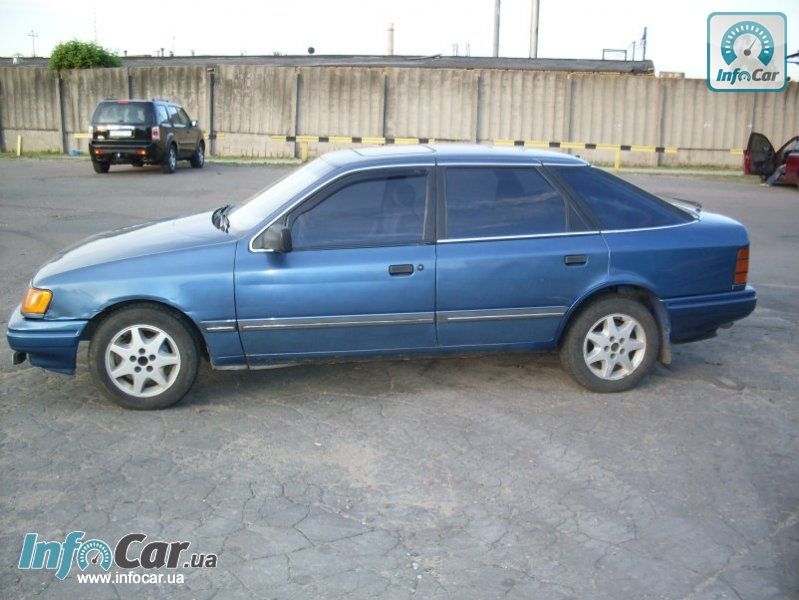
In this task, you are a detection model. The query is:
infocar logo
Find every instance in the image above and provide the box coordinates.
[707,12,787,92]
[18,531,217,581]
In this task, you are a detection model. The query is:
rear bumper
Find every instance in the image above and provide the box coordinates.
[89,141,163,164]
[663,286,756,343]
[6,306,88,375]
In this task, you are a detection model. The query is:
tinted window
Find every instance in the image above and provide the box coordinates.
[166,105,180,124]
[155,104,169,125]
[291,172,427,249]
[92,102,153,125]
[553,166,692,230]
[444,167,568,238]
[177,108,192,125]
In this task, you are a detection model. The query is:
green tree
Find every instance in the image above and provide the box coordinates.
[49,40,122,72]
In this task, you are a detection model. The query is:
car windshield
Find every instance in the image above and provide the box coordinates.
[92,102,153,125]
[227,158,335,232]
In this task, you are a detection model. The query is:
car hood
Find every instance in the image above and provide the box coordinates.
[34,211,234,284]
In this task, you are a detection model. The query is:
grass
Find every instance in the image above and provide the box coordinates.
[0,150,74,159]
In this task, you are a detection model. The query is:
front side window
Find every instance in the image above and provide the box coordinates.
[552,166,693,230]
[178,108,192,125]
[291,171,428,249]
[444,167,569,239]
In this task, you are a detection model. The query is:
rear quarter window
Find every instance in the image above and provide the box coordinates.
[552,166,693,230]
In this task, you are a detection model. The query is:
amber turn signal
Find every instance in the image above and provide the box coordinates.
[734,246,749,286]
[22,287,52,316]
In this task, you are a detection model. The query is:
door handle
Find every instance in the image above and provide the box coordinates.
[564,255,587,266]
[389,264,414,276]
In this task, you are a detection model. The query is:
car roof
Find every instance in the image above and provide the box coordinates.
[320,144,588,167]
[98,99,180,106]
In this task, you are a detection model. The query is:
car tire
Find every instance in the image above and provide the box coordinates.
[190,140,205,169]
[89,304,200,409]
[560,296,659,393]
[161,144,177,174]
[92,161,110,174]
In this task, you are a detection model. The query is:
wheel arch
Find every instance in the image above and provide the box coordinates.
[558,282,672,364]
[80,298,209,360]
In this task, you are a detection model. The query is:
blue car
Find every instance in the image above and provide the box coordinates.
[7,145,756,409]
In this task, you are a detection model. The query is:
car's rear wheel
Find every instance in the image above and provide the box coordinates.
[89,305,200,409]
[92,161,110,174]
[560,296,659,393]
[161,144,177,174]
[190,140,205,169]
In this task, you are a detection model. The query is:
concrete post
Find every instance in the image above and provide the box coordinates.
[55,74,67,153]
[17,135,23,156]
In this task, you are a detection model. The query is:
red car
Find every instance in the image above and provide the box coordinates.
[744,132,799,186]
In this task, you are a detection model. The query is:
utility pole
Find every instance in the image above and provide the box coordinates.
[493,0,500,57]
[641,27,648,61]
[28,30,38,57]
[528,0,540,59]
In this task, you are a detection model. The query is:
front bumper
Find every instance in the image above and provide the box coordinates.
[664,286,757,343]
[89,141,162,164]
[6,305,88,375]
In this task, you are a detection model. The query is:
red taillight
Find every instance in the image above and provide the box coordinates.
[151,126,160,141]
[734,246,749,286]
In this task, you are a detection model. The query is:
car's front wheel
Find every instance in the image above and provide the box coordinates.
[560,296,659,393]
[161,144,177,174]
[89,305,200,409]
[190,140,205,169]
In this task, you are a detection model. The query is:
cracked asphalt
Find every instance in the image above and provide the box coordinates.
[0,158,797,599]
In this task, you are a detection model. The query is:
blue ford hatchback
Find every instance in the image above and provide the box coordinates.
[8,145,756,409]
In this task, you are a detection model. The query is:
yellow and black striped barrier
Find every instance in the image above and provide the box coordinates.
[68,131,746,168]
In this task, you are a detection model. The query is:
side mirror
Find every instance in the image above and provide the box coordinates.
[256,224,292,253]
[190,119,199,128]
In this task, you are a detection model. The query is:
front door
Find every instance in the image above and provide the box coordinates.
[435,165,608,348]
[744,132,776,175]
[234,166,437,365]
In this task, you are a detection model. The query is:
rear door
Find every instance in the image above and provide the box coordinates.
[91,101,153,147]
[435,164,608,348]
[166,105,189,155]
[744,132,776,175]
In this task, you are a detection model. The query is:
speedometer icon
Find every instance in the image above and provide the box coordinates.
[721,21,775,66]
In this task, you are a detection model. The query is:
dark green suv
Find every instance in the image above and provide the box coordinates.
[89,99,205,174]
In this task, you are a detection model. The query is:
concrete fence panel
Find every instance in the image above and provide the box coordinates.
[386,68,476,141]
[131,66,208,131]
[477,70,569,143]
[61,67,128,153]
[0,66,60,151]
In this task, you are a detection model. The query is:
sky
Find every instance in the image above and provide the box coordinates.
[0,0,796,79]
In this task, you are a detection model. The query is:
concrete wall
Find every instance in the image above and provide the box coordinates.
[1,65,797,167]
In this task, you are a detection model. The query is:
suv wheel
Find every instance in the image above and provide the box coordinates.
[92,161,110,174]
[162,144,177,174]
[89,305,200,409]
[560,296,659,393]
[190,141,205,169]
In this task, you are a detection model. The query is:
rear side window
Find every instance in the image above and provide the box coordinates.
[444,167,575,238]
[92,102,153,125]
[155,104,169,124]
[290,172,428,249]
[553,166,692,230]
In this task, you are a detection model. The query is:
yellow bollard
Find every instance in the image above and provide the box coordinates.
[16,135,23,157]
[614,148,621,172]
[300,141,309,162]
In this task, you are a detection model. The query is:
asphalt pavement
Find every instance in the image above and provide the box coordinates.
[0,157,797,599]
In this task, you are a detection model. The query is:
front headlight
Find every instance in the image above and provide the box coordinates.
[22,287,52,317]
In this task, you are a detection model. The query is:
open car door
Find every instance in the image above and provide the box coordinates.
[744,132,775,176]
